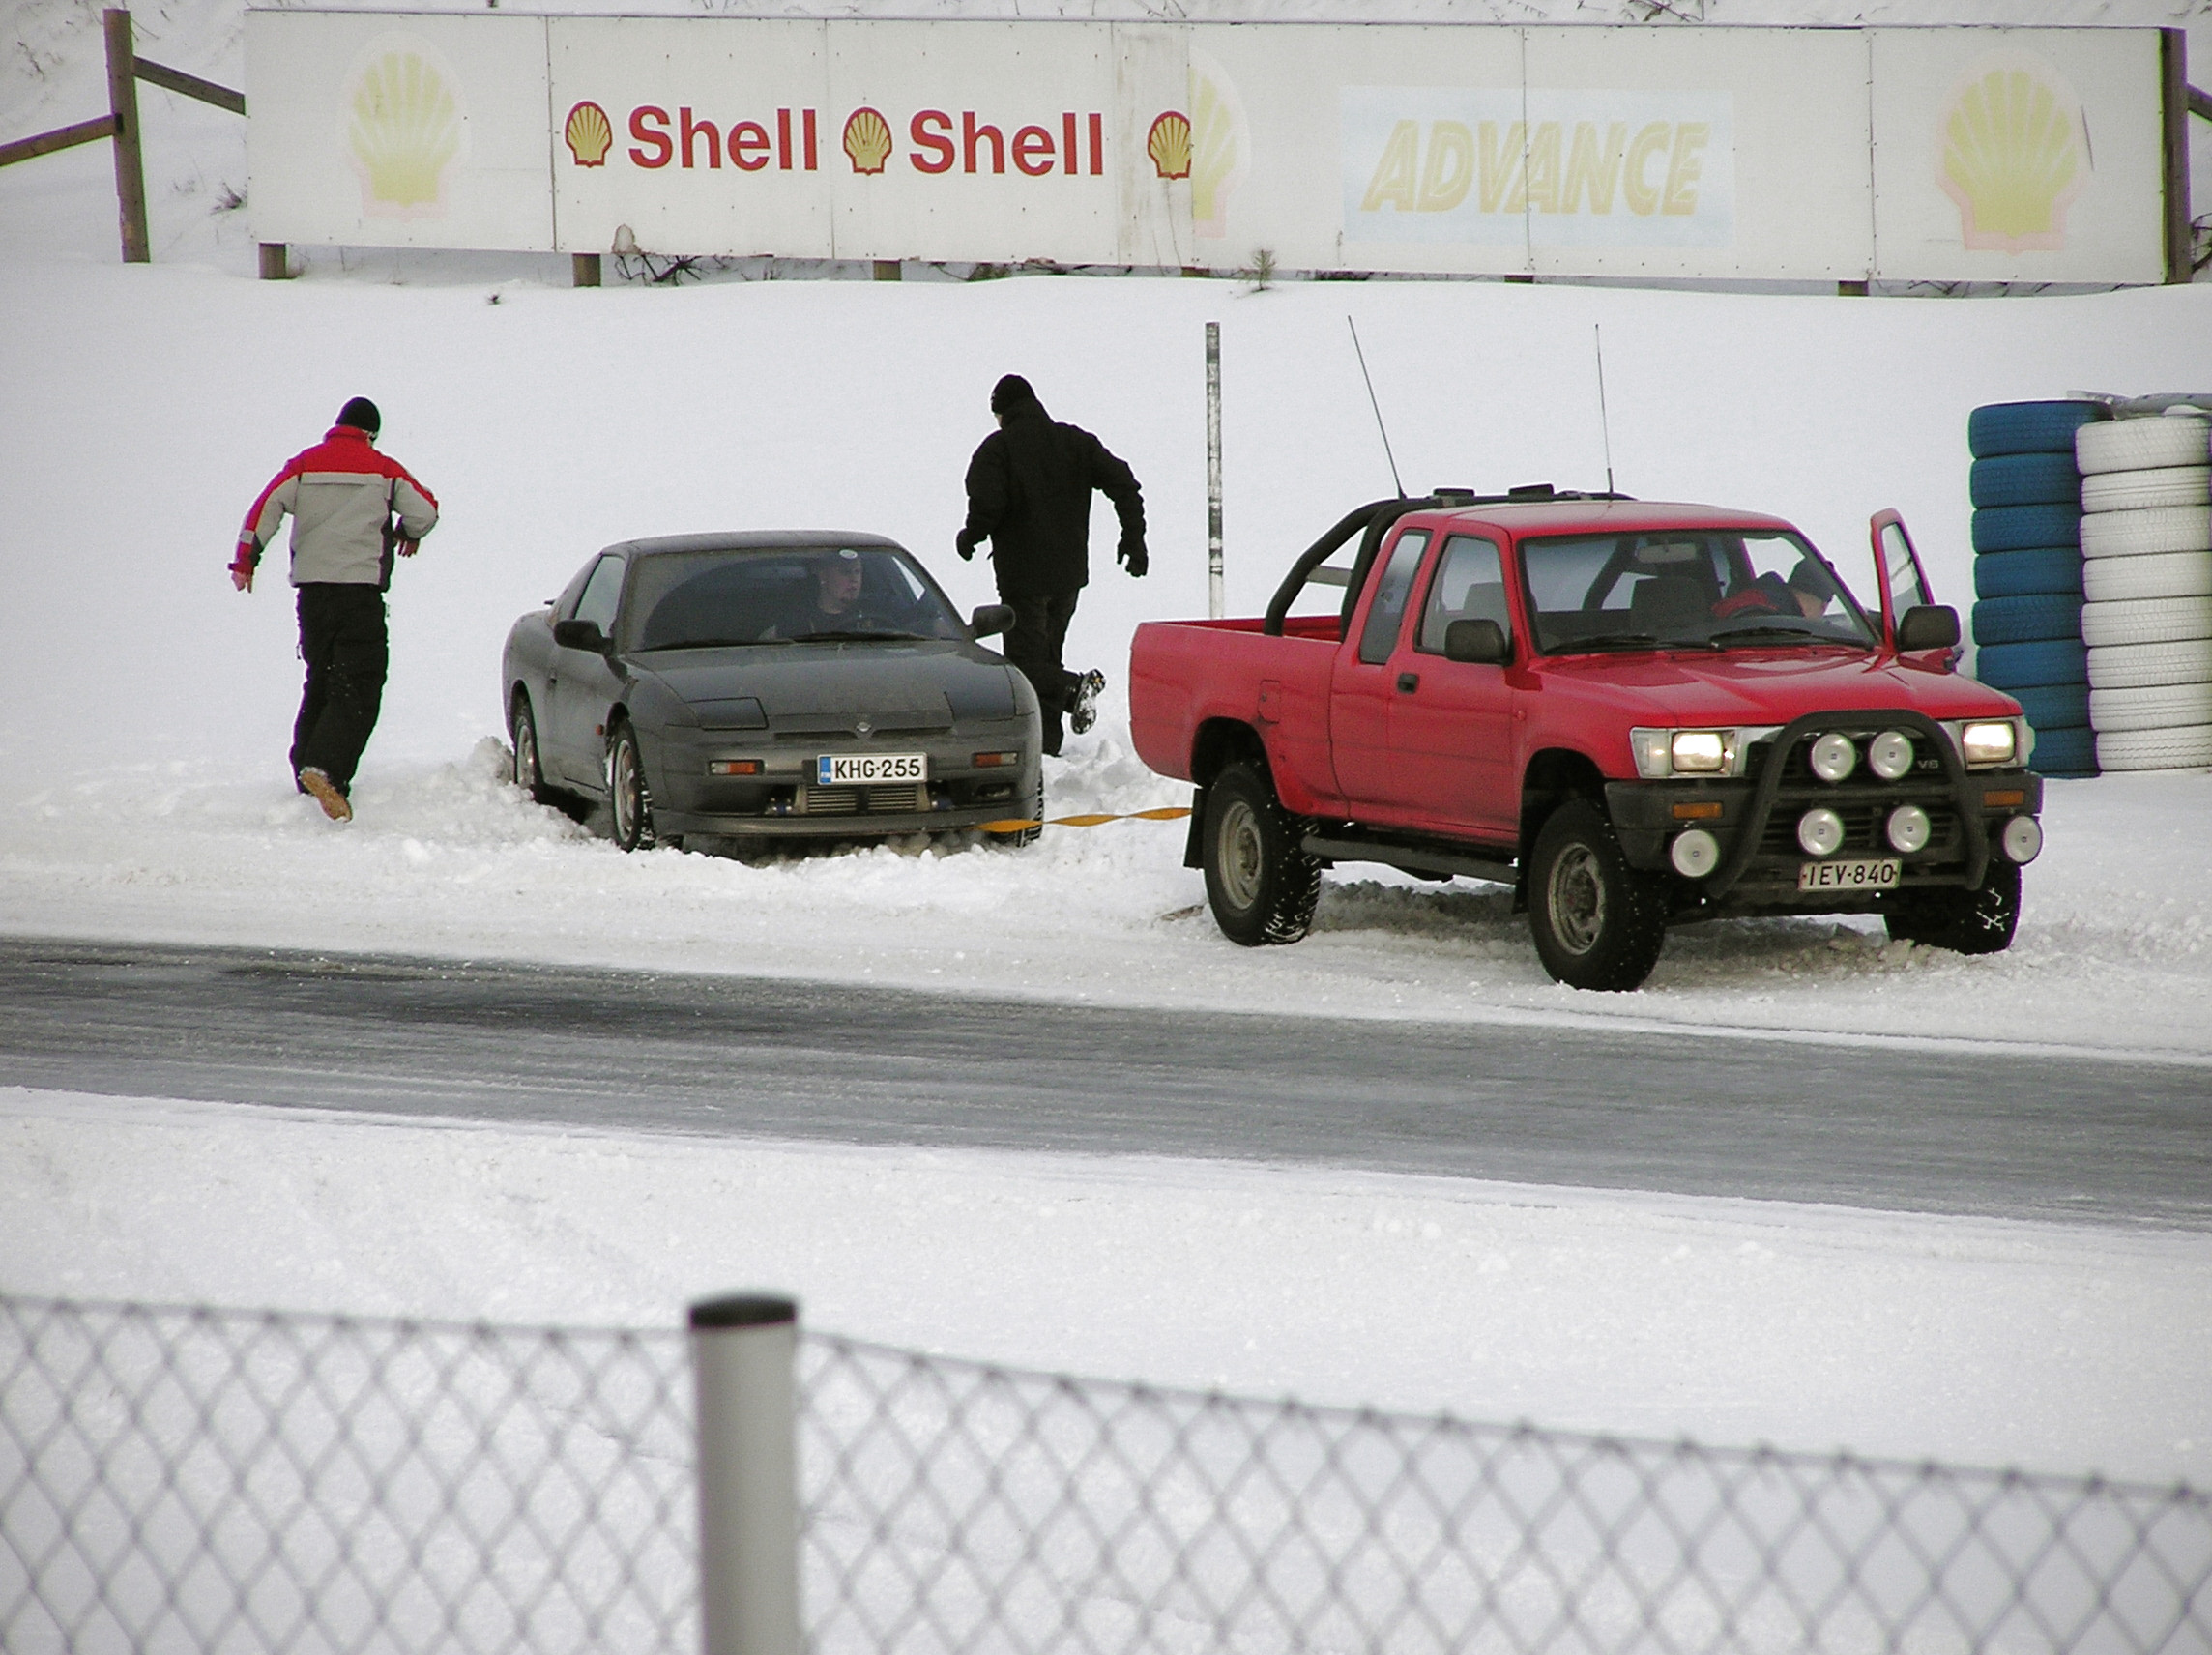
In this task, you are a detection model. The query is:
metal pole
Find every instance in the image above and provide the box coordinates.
[1206,320,1223,620]
[691,1294,801,1655]
[103,9,149,263]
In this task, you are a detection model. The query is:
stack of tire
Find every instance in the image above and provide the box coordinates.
[2078,411,2212,773]
[1966,399,2107,778]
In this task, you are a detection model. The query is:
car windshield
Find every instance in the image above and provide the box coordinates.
[1518,529,1877,655]
[621,545,966,652]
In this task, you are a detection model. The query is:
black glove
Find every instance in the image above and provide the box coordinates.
[1120,537,1148,578]
[956,528,979,562]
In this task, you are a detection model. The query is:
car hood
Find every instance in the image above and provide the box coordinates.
[1530,647,2023,727]
[634,639,1020,729]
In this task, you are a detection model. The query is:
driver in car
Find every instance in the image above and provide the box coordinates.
[771,548,903,639]
[1713,557,1837,622]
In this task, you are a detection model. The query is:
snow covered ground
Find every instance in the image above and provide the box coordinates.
[2,0,2208,1493]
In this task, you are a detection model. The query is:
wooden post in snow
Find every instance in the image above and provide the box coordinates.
[103,9,149,264]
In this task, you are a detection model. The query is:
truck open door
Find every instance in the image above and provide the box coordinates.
[1868,508,1934,653]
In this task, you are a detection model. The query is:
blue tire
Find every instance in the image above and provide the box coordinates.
[1970,452,2081,508]
[1972,503,2081,553]
[2027,724,2097,776]
[1973,546,2083,599]
[1968,400,2110,459]
[1971,594,2083,647]
[1976,637,2087,689]
[2008,682,2090,731]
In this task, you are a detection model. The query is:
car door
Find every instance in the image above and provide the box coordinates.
[1386,533,1520,842]
[1869,509,1957,670]
[546,553,628,789]
[1327,526,1429,817]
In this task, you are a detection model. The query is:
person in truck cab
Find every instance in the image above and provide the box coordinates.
[1714,556,1839,622]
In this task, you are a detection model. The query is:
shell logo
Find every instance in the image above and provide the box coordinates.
[1937,59,2084,253]
[565,101,613,167]
[843,106,892,175]
[347,43,461,216]
[1147,111,1192,180]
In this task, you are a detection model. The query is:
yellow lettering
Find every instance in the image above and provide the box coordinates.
[1563,121,1627,214]
[1524,121,1562,213]
[1417,121,1473,212]
[1622,121,1670,216]
[1477,121,1526,213]
[1663,122,1708,216]
[1360,120,1420,213]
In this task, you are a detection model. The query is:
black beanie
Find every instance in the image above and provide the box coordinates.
[336,396,381,435]
[989,374,1036,415]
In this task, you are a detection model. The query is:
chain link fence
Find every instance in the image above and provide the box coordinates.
[4,1295,2208,1655]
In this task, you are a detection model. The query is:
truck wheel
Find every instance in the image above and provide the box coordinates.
[1528,800,1669,991]
[1202,764,1322,946]
[1881,859,2021,954]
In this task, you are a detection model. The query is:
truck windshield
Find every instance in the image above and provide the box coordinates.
[1518,530,1877,655]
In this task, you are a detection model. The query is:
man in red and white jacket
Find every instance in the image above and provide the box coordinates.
[233,397,439,821]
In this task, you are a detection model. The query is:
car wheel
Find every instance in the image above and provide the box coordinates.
[608,719,658,853]
[1201,763,1321,946]
[1527,799,1669,991]
[1881,858,2021,955]
[510,690,554,805]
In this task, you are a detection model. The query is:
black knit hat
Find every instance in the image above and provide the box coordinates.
[336,396,381,435]
[989,374,1036,415]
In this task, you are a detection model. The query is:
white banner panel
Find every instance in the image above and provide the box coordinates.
[1868,28,2167,285]
[245,13,2174,285]
[245,10,554,252]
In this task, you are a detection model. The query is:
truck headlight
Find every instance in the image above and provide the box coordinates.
[1960,720,2018,767]
[1671,731,1729,773]
[1631,727,1763,778]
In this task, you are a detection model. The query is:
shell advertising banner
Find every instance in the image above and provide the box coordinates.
[244,14,2174,286]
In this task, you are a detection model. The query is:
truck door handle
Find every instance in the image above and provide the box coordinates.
[1396,672,1420,693]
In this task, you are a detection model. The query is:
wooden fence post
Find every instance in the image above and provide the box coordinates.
[103,9,149,264]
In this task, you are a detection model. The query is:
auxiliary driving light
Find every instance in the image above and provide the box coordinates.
[1797,807,1846,857]
[1868,731,1914,781]
[1809,732,1857,783]
[1885,804,1931,854]
[2002,815,2044,864]
[1670,828,1721,878]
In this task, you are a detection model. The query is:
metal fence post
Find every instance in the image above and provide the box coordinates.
[1206,320,1223,619]
[102,9,149,263]
[691,1294,800,1655]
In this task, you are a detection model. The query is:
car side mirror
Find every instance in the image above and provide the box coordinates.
[970,603,1014,640]
[1896,604,1960,653]
[552,617,610,653]
[1443,618,1511,664]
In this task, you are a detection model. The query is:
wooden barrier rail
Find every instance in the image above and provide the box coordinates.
[0,9,243,265]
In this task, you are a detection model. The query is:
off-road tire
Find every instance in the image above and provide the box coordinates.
[1881,858,2021,955]
[1527,799,1670,991]
[1202,763,1322,946]
[608,719,658,853]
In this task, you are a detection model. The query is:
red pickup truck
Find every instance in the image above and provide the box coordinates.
[1128,487,2045,990]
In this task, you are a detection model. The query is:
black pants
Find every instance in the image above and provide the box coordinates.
[291,584,389,794]
[1002,588,1083,754]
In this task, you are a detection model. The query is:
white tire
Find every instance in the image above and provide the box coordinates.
[2081,466,2210,513]
[2081,595,2212,648]
[2081,505,2212,560]
[2081,549,2212,603]
[2077,417,2212,476]
[2086,638,2212,689]
[2088,682,2212,733]
[2095,723,2212,771]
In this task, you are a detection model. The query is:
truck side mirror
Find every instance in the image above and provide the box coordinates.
[970,603,1014,639]
[1896,604,1960,653]
[1443,618,1511,664]
[552,617,609,653]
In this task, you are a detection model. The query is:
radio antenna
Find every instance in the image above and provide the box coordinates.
[1593,323,1616,496]
[1347,316,1406,498]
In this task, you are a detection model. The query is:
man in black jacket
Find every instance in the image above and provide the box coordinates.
[957,374,1146,755]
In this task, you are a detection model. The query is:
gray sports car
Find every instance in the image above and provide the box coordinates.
[501,532,1042,851]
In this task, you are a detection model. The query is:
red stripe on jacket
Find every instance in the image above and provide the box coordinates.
[235,424,440,565]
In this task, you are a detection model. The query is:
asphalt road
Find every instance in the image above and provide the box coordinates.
[2,936,2206,1230]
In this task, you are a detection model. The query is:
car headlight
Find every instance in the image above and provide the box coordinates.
[1959,720,2019,768]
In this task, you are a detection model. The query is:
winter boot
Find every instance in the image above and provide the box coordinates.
[299,768,353,822]
[1068,669,1106,736]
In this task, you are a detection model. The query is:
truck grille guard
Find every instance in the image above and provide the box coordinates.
[1702,709,1992,903]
